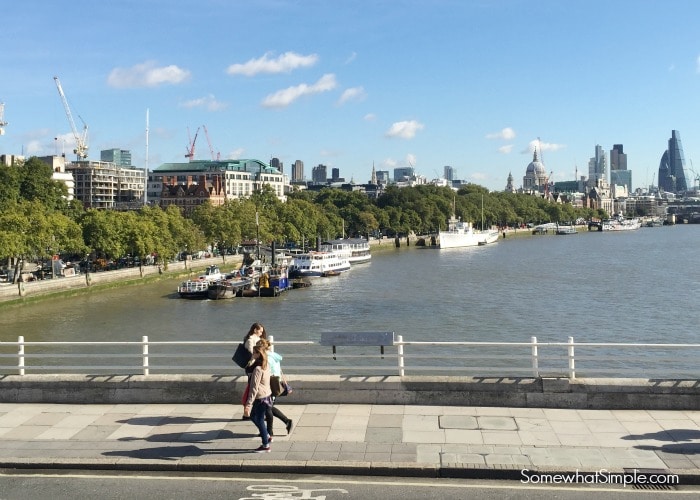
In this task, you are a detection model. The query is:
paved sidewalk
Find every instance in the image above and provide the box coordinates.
[0,403,698,482]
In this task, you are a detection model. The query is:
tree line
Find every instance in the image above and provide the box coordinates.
[0,157,606,281]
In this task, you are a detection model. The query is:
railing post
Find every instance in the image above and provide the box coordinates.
[568,336,575,379]
[142,335,149,376]
[530,336,539,377]
[269,335,274,351]
[396,335,404,377]
[18,335,25,376]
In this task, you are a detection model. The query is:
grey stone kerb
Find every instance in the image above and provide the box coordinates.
[1,375,699,410]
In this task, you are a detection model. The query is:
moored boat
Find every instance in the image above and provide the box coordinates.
[177,264,224,299]
[288,250,351,278]
[207,272,252,300]
[439,215,499,248]
[177,279,209,299]
[438,196,499,248]
[556,224,578,235]
[320,238,371,264]
[602,215,641,231]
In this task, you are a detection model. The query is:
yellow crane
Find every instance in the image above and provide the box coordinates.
[53,76,89,160]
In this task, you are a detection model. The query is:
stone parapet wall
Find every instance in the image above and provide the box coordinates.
[1,375,698,410]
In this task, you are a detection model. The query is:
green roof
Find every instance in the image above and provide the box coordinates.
[153,159,280,174]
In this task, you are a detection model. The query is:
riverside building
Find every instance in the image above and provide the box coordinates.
[150,158,288,209]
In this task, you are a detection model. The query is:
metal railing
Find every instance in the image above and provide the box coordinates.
[1,335,698,379]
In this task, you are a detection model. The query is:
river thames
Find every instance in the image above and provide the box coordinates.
[1,225,698,377]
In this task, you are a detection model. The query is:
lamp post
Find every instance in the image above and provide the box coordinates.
[255,210,260,261]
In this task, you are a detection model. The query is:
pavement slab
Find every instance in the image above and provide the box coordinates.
[0,402,696,484]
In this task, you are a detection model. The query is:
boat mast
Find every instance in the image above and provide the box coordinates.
[481,194,484,230]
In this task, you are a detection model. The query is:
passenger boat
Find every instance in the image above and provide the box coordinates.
[319,238,371,264]
[602,215,641,231]
[288,251,351,278]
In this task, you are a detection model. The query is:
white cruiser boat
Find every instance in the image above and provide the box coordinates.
[439,215,499,249]
[319,238,371,264]
[602,216,641,231]
[288,251,351,278]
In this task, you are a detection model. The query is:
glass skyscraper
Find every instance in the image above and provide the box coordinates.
[658,130,688,193]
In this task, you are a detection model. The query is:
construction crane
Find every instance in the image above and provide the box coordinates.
[0,102,7,135]
[689,159,700,191]
[53,76,88,160]
[202,125,220,160]
[185,126,200,160]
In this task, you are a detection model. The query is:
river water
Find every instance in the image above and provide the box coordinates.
[1,225,698,377]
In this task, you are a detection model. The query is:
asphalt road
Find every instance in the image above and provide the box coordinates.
[0,470,697,500]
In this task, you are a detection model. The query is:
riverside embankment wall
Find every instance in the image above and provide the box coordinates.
[0,256,240,303]
[1,375,698,410]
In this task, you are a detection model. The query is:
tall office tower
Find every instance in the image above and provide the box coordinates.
[291,160,304,182]
[376,170,390,184]
[101,149,132,167]
[331,167,340,181]
[312,164,328,184]
[270,157,282,174]
[610,144,631,194]
[610,145,627,170]
[588,145,608,187]
[444,165,454,181]
[658,130,688,193]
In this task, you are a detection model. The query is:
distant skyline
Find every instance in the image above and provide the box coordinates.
[2,1,700,192]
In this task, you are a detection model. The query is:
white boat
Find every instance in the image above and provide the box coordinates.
[177,265,224,299]
[439,196,499,249]
[288,251,351,278]
[602,215,641,231]
[439,216,499,248]
[319,238,371,264]
[556,224,578,235]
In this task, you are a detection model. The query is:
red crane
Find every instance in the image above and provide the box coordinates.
[202,125,220,160]
[185,126,200,160]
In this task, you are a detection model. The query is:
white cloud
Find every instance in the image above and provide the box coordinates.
[24,139,44,155]
[337,86,366,105]
[385,120,424,139]
[405,153,417,167]
[107,61,191,88]
[382,158,398,168]
[523,139,566,154]
[228,147,245,159]
[486,127,516,140]
[179,94,228,111]
[345,52,357,64]
[262,73,337,108]
[498,145,514,154]
[226,51,318,76]
[364,113,376,121]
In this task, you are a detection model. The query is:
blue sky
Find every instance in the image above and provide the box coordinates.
[2,0,700,192]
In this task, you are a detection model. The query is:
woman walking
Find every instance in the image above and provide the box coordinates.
[243,343,273,452]
[257,338,293,437]
[243,322,267,357]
